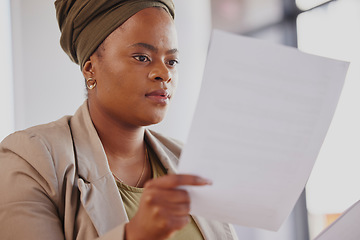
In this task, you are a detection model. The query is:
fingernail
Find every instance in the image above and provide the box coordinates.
[197,177,213,185]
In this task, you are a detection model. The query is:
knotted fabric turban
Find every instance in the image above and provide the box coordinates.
[55,0,175,68]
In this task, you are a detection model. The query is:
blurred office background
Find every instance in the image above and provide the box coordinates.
[1,0,359,239]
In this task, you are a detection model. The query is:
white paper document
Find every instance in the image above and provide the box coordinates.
[314,200,360,240]
[177,30,349,231]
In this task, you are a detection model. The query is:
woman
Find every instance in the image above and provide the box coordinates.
[0,0,237,239]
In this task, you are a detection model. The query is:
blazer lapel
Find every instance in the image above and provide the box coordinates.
[77,175,128,236]
[70,101,128,236]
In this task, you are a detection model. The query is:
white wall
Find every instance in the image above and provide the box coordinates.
[11,0,84,132]
[297,0,360,238]
[0,0,14,141]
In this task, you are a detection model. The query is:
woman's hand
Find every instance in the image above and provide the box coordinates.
[125,174,211,240]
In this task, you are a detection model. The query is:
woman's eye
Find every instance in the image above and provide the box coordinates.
[134,55,150,62]
[168,59,179,67]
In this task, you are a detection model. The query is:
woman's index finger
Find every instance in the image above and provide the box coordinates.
[145,174,212,189]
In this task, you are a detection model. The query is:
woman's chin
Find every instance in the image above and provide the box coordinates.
[140,112,167,126]
[146,117,165,126]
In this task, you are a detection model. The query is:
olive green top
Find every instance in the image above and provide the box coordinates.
[115,145,204,240]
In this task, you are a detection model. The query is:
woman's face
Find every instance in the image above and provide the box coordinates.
[85,7,179,127]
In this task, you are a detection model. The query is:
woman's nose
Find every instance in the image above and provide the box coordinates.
[148,62,171,83]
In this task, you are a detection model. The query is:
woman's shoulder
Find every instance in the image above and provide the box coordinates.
[0,115,77,183]
[1,115,73,152]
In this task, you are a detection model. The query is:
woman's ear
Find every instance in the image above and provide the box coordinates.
[82,59,94,80]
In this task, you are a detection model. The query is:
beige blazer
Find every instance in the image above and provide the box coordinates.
[0,102,237,240]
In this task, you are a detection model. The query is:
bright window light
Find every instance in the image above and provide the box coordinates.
[296,0,332,11]
[297,0,360,238]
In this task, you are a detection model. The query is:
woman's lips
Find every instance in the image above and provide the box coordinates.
[145,89,170,104]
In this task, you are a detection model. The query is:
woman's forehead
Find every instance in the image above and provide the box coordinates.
[117,7,174,34]
[103,8,177,49]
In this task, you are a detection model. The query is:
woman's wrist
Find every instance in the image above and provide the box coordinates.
[125,222,146,240]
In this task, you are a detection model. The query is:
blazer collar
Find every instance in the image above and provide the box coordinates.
[144,129,179,174]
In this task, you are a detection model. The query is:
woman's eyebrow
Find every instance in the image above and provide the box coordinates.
[166,48,179,55]
[129,42,178,55]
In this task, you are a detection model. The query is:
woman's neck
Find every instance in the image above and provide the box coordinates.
[88,101,146,159]
[88,101,152,187]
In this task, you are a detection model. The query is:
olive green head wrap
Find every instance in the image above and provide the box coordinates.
[55,0,175,68]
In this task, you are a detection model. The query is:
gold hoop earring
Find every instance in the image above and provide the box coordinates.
[86,77,97,90]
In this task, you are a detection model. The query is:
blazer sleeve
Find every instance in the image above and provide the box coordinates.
[0,132,64,239]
